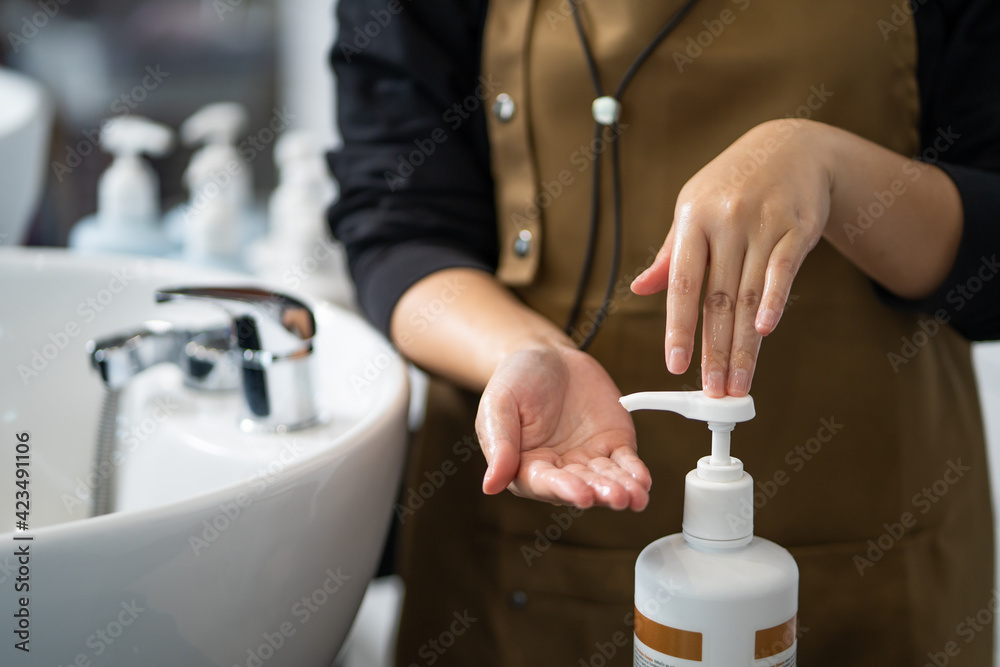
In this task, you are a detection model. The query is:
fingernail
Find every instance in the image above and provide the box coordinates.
[730,369,749,395]
[706,370,725,395]
[668,346,687,374]
[757,308,779,332]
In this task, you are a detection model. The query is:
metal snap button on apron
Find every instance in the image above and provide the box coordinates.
[492,93,516,122]
[508,590,528,609]
[513,229,533,257]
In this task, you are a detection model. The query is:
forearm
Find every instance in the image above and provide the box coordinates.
[390,268,573,391]
[818,122,964,300]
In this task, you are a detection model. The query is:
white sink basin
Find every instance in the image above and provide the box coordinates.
[0,68,52,244]
[0,249,409,666]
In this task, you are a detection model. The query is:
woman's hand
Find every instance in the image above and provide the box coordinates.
[476,344,651,511]
[631,118,963,398]
[632,119,834,398]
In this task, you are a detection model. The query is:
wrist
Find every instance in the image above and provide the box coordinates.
[495,326,576,369]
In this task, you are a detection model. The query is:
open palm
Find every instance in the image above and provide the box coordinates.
[476,345,651,511]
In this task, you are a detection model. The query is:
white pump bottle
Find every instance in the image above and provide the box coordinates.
[620,390,799,667]
[69,116,174,256]
[169,102,261,269]
[247,130,355,308]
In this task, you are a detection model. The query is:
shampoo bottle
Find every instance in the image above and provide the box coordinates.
[68,116,174,256]
[247,130,354,308]
[619,390,799,667]
[166,102,263,270]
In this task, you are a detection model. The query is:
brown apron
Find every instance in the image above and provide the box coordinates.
[395,1,995,665]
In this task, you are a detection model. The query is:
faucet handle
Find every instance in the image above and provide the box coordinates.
[155,286,321,433]
[155,287,316,359]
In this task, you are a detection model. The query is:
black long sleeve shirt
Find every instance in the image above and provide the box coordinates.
[327,0,1000,340]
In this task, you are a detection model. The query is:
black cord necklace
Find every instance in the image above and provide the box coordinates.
[565,0,700,350]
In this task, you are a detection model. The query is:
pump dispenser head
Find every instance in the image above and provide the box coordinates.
[620,390,757,549]
[181,102,248,147]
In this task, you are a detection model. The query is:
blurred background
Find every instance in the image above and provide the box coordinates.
[0,0,338,248]
[0,3,408,665]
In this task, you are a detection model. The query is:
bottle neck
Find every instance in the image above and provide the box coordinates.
[682,531,753,552]
[682,464,754,546]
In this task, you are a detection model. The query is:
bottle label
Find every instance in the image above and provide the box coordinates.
[633,609,797,666]
[634,607,702,665]
[754,616,797,667]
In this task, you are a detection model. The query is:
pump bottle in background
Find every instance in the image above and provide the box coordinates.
[247,130,355,309]
[165,102,264,270]
[619,391,799,667]
[68,116,174,256]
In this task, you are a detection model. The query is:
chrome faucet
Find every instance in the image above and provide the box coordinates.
[88,320,239,393]
[88,286,321,433]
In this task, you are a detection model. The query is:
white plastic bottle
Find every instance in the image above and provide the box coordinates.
[166,102,263,270]
[68,116,174,256]
[247,130,355,308]
[619,391,799,667]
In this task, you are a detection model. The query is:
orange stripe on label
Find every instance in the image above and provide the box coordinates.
[634,607,703,661]
[754,615,797,659]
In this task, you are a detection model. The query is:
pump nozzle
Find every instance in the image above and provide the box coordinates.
[620,390,757,546]
[181,102,249,147]
[101,116,174,158]
[619,391,754,422]
[620,390,753,466]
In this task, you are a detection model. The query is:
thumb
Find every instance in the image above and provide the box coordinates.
[476,387,521,495]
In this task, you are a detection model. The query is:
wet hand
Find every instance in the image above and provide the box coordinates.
[476,344,651,511]
[631,119,833,397]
